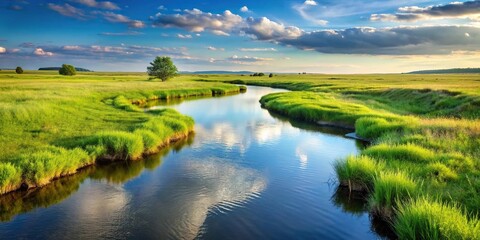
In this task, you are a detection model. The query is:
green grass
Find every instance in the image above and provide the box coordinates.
[198,73,480,237]
[0,71,244,193]
[334,155,381,192]
[395,198,480,239]
[370,172,417,211]
[2,71,480,237]
[363,144,435,163]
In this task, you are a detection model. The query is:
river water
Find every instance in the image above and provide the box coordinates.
[0,86,382,239]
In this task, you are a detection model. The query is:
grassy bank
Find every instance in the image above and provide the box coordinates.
[201,73,480,238]
[0,71,245,194]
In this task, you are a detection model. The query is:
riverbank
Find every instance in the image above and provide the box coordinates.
[201,74,480,239]
[0,71,245,195]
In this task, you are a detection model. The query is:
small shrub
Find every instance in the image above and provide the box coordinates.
[59,64,76,76]
[15,67,23,74]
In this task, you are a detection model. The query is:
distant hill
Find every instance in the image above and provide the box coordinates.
[407,68,480,74]
[39,67,93,72]
[181,71,254,75]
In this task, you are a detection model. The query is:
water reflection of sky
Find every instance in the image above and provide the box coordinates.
[0,86,379,239]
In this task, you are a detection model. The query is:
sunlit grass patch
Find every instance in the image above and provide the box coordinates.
[334,155,381,192]
[355,116,418,139]
[16,146,92,187]
[423,162,458,182]
[370,172,417,219]
[84,131,144,161]
[395,198,480,239]
[0,163,22,194]
[363,143,435,163]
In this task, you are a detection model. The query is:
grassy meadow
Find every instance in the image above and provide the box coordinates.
[2,71,480,238]
[0,70,244,193]
[199,73,480,239]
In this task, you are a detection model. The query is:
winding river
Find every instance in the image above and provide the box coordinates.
[0,86,384,239]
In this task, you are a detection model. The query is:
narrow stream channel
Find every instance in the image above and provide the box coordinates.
[0,86,383,239]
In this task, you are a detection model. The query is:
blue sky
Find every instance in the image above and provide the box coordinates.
[1,0,480,73]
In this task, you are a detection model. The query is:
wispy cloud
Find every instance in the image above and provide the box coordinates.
[0,47,6,54]
[371,0,480,22]
[96,12,145,28]
[48,3,88,20]
[295,0,431,19]
[30,44,190,60]
[6,5,23,11]
[226,55,273,65]
[177,34,193,39]
[293,0,327,25]
[73,0,120,10]
[99,31,144,36]
[207,46,225,51]
[239,48,277,52]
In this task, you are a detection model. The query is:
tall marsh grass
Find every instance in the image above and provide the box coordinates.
[334,155,381,192]
[370,172,417,210]
[363,144,435,162]
[395,198,480,239]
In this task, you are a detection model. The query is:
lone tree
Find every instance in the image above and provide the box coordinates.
[269,73,273,78]
[15,67,23,74]
[59,64,76,76]
[147,56,178,81]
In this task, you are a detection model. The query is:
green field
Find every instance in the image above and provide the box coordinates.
[1,71,480,238]
[0,70,244,193]
[200,73,480,239]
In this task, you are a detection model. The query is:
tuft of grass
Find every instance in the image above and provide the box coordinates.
[363,143,435,162]
[0,163,22,193]
[370,172,417,210]
[395,198,480,239]
[133,129,162,154]
[424,162,458,182]
[113,95,141,112]
[260,91,388,127]
[334,155,381,192]
[17,146,92,186]
[355,116,418,139]
[83,131,144,160]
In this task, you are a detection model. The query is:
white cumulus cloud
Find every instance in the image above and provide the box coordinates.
[33,48,53,56]
[152,9,243,35]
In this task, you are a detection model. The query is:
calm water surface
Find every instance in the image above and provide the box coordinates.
[0,86,383,239]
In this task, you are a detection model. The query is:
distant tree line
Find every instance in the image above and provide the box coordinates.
[407,68,480,74]
[39,67,92,72]
[249,73,274,77]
